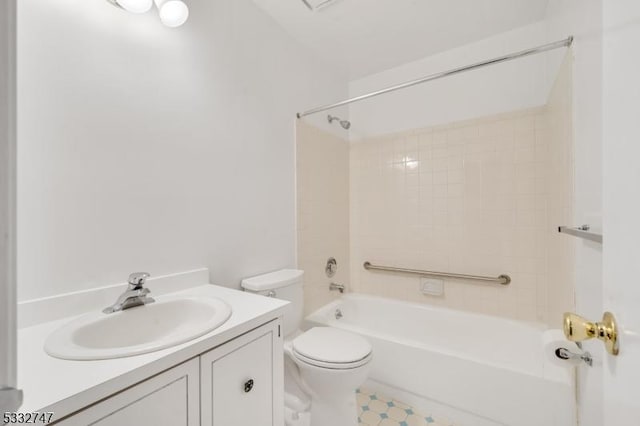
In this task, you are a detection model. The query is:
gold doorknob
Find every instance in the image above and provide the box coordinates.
[563,312,619,356]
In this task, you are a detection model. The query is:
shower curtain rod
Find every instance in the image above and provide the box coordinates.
[296,36,573,118]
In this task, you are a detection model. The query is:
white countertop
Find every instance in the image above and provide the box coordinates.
[17,284,288,421]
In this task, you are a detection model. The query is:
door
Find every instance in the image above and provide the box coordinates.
[200,321,283,426]
[0,0,19,414]
[602,1,640,424]
[56,358,199,426]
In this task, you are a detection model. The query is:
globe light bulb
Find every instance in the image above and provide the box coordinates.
[155,0,189,28]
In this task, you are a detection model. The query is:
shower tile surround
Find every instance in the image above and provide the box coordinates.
[350,106,574,324]
[298,57,573,325]
[544,55,575,327]
[297,120,351,314]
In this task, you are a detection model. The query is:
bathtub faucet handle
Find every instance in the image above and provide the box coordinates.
[329,283,345,293]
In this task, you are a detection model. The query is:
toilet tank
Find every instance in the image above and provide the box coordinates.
[241,269,304,337]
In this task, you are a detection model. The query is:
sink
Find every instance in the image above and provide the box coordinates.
[44,296,232,360]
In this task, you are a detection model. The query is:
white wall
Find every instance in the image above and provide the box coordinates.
[544,2,604,426]
[17,0,348,301]
[348,21,562,139]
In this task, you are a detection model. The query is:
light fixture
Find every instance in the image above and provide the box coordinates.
[108,0,153,14]
[154,0,189,28]
[301,0,341,12]
[106,0,189,28]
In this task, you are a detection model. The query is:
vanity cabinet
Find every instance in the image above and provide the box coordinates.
[200,321,283,426]
[56,358,200,426]
[54,320,283,426]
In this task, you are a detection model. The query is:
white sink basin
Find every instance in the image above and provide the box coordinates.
[44,296,232,360]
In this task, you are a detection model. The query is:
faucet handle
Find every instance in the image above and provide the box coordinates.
[128,272,151,289]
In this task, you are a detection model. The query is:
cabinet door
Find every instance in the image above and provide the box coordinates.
[57,358,199,426]
[201,321,283,426]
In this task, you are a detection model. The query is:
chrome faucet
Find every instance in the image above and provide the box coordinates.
[555,347,593,367]
[103,272,155,314]
[329,283,345,293]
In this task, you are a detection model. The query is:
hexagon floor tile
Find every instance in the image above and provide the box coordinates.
[357,387,455,426]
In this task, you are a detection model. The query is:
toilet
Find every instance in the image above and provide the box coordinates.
[241,270,372,426]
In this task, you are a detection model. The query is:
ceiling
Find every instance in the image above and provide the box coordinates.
[253,0,550,79]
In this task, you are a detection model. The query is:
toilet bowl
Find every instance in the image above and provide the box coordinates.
[288,327,372,426]
[241,270,373,426]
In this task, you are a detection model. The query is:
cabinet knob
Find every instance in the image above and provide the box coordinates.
[244,379,254,393]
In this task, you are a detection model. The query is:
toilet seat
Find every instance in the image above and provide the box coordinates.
[292,327,372,370]
[292,350,372,370]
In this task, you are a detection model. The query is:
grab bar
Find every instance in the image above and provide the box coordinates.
[363,262,511,285]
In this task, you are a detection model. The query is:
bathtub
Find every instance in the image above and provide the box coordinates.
[305,294,575,426]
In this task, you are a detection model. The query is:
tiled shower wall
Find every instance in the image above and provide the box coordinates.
[297,58,574,325]
[296,120,350,315]
[350,59,574,325]
[545,55,575,325]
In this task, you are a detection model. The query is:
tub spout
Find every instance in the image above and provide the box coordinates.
[330,283,345,293]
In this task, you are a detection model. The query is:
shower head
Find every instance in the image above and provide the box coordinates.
[328,115,351,130]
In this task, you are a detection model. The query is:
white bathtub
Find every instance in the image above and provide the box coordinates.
[305,294,575,426]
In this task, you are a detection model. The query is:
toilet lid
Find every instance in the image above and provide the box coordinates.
[292,327,372,365]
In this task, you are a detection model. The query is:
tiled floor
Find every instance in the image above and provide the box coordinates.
[357,388,455,426]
